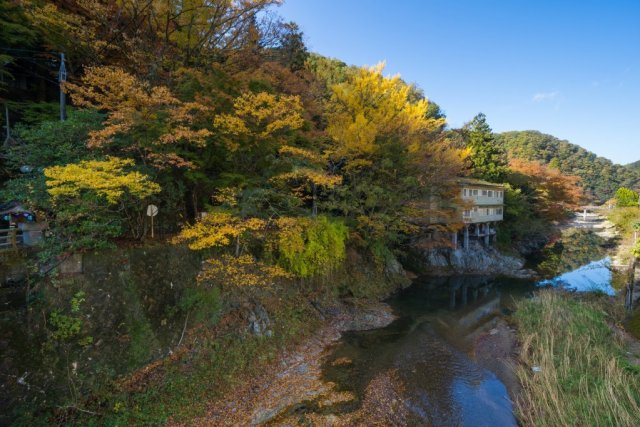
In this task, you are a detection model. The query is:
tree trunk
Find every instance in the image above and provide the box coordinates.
[311,182,318,217]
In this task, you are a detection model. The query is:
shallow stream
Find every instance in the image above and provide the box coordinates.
[0,226,622,424]
[318,276,533,426]
[294,227,619,425]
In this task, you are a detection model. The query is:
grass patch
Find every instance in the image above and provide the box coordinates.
[514,291,640,426]
[606,207,640,240]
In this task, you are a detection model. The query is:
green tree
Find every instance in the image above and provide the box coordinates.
[0,0,37,87]
[615,187,639,207]
[275,22,308,71]
[463,113,508,182]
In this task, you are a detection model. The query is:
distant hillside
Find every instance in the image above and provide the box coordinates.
[496,131,640,203]
[626,160,640,172]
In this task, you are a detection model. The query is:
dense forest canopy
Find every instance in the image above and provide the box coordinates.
[626,160,640,172]
[0,0,472,263]
[497,130,640,203]
[0,0,586,263]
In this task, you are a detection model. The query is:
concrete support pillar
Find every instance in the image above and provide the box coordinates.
[484,222,490,246]
[462,283,468,306]
[450,287,456,309]
[463,226,470,249]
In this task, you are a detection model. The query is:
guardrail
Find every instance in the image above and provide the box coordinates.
[0,228,23,250]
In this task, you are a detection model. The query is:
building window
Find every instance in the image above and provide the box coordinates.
[463,209,471,217]
[472,189,478,196]
[463,189,467,196]
[473,207,478,212]
[486,208,490,215]
[497,208,503,215]
[482,190,487,196]
[488,190,493,197]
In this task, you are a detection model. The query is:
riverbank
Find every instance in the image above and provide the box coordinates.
[2,245,410,425]
[180,217,639,426]
[513,291,640,426]
[6,214,640,425]
[185,301,397,426]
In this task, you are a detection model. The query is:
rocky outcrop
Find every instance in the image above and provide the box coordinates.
[422,241,536,278]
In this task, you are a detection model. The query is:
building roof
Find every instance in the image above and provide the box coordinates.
[0,201,33,216]
[457,178,505,189]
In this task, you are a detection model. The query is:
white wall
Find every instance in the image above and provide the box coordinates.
[461,187,504,206]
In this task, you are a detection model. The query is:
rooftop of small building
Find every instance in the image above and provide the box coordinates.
[457,177,505,189]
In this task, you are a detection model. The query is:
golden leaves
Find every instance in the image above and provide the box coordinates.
[198,254,292,287]
[44,157,161,204]
[279,145,321,162]
[214,91,304,151]
[212,187,241,207]
[325,62,446,162]
[173,211,266,250]
[272,169,342,187]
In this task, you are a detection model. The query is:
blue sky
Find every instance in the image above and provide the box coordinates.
[276,0,640,164]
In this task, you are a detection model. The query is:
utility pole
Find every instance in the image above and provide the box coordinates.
[1,71,10,148]
[3,103,10,148]
[58,52,67,122]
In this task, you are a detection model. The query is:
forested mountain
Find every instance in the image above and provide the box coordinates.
[626,160,640,172]
[496,131,640,203]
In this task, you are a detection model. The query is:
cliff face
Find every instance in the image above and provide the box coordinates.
[421,242,536,278]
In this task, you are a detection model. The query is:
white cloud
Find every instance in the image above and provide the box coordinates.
[532,91,559,102]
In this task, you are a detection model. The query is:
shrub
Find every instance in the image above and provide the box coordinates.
[273,216,349,277]
[615,187,639,207]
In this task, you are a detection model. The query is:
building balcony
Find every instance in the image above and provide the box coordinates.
[462,210,503,224]
[462,195,504,206]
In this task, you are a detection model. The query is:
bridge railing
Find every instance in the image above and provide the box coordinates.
[0,228,23,251]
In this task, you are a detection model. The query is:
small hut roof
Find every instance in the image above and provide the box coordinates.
[0,201,33,216]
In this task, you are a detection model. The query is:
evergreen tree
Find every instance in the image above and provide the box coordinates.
[463,113,508,182]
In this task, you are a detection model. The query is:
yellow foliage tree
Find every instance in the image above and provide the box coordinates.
[323,63,467,246]
[213,91,304,173]
[271,145,342,216]
[215,91,304,148]
[173,211,266,254]
[45,157,161,204]
[174,211,298,288]
[198,254,292,287]
[326,62,446,165]
[43,157,161,247]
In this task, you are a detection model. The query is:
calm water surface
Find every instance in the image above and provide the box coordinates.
[320,276,534,426]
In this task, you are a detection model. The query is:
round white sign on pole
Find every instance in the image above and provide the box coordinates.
[146,204,159,217]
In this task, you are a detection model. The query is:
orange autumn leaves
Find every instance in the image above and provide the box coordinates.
[508,158,584,220]
[67,66,212,168]
[67,66,306,170]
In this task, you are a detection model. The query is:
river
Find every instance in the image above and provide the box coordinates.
[316,276,533,426]
[276,226,618,425]
[0,224,620,424]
